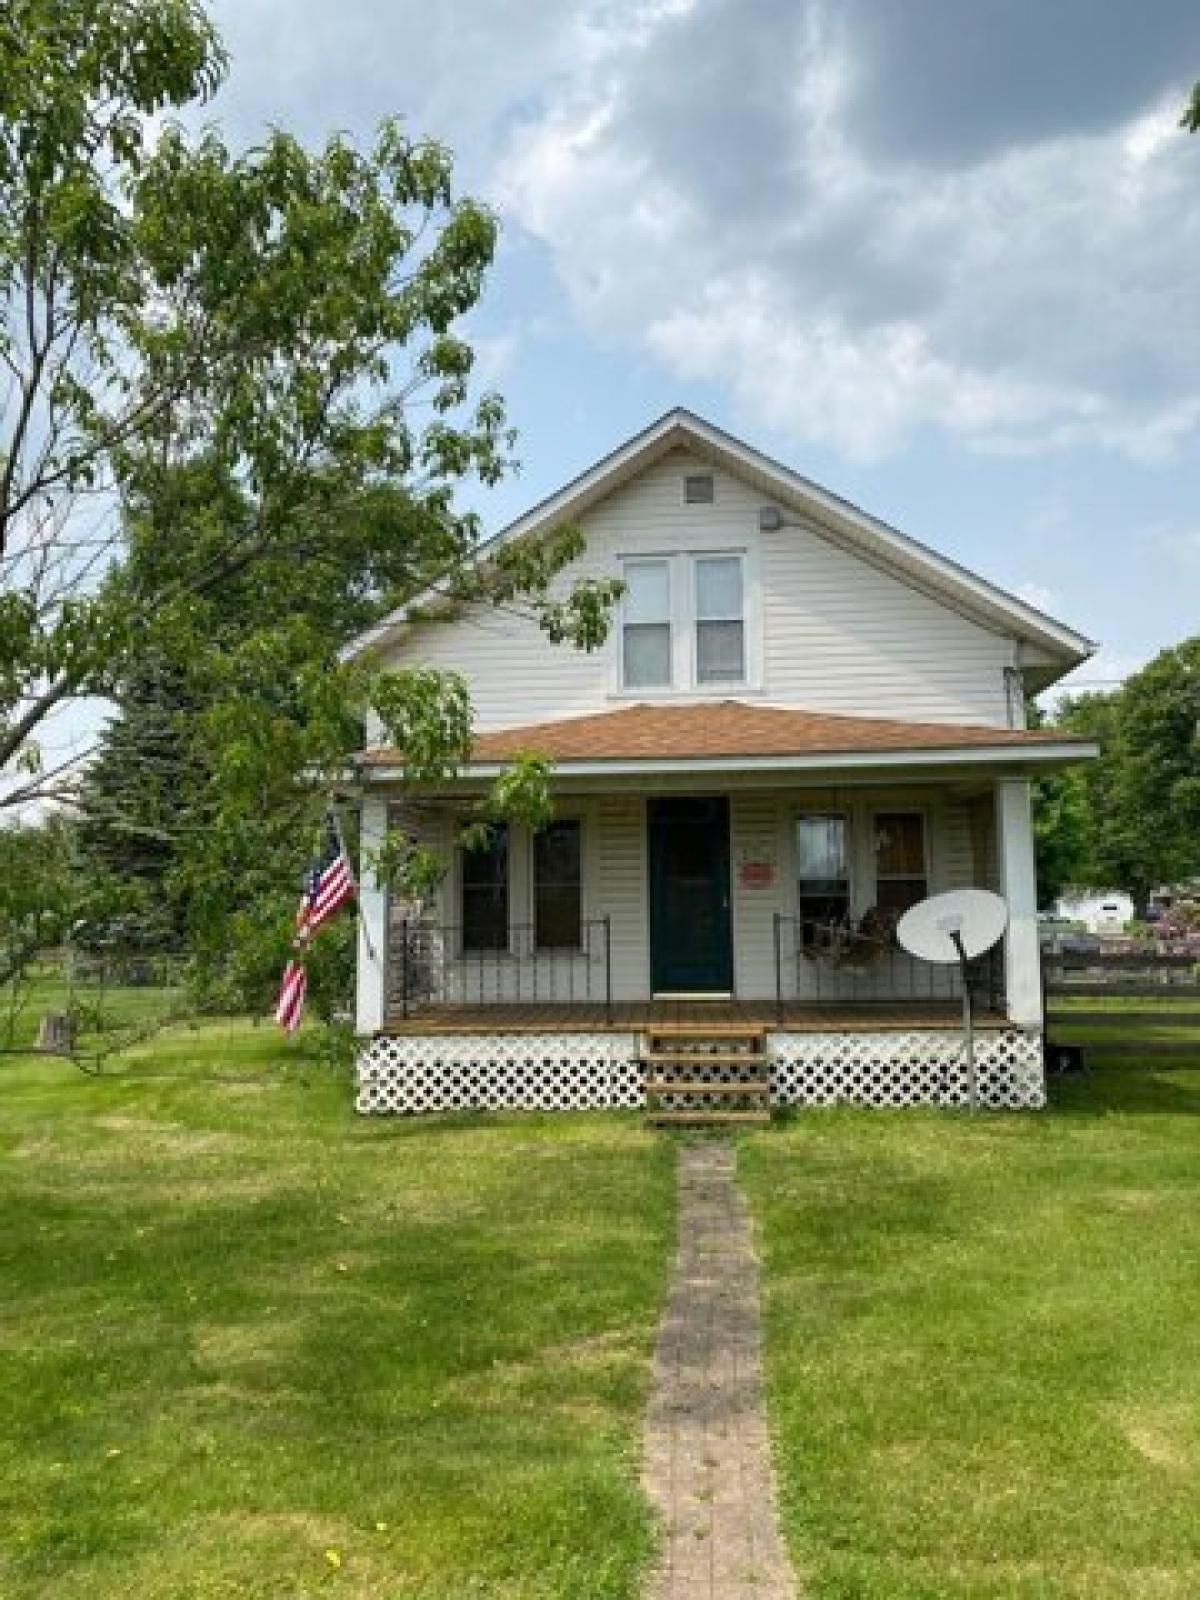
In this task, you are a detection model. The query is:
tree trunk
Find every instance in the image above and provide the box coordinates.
[36,1012,77,1054]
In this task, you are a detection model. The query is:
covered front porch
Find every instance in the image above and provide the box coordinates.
[350,700,1093,1115]
[360,772,1031,1031]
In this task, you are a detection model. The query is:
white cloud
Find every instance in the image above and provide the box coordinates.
[494,4,1200,460]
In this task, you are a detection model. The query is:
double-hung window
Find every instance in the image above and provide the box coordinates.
[533,820,582,949]
[460,823,509,951]
[796,814,851,947]
[873,812,927,914]
[694,555,745,684]
[622,560,672,688]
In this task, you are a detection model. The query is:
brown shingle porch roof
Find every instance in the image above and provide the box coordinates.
[360,699,1089,767]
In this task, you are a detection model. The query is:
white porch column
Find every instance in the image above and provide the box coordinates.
[995,778,1042,1028]
[356,791,388,1035]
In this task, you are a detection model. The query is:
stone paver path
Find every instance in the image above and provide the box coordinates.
[643,1141,797,1600]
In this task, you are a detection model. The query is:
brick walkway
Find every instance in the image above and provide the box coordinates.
[643,1141,797,1600]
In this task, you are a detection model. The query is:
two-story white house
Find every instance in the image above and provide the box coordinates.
[344,410,1097,1117]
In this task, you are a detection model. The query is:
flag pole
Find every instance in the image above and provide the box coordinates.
[330,798,380,969]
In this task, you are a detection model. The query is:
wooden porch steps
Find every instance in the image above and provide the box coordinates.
[641,1023,773,1127]
[643,1079,770,1096]
[649,1109,771,1125]
[642,1050,765,1067]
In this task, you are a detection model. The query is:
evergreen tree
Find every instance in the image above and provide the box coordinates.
[74,653,199,955]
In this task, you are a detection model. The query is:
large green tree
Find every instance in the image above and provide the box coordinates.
[1,0,611,802]
[3,0,618,1012]
[1035,638,1200,914]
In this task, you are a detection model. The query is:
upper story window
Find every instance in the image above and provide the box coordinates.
[695,555,745,684]
[619,551,750,692]
[622,559,672,688]
[873,812,927,914]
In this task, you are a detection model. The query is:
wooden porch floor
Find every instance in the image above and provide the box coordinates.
[380,999,1008,1035]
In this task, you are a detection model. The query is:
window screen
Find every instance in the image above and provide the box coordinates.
[534,820,582,949]
[695,555,744,684]
[461,823,509,951]
[622,559,672,688]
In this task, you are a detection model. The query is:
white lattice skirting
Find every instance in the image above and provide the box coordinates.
[356,1033,643,1115]
[356,1028,1045,1114]
[771,1029,1045,1109]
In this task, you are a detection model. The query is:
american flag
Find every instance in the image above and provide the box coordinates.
[275,813,356,1033]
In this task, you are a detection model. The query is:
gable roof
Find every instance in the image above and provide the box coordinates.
[359,699,1097,778]
[343,408,1095,682]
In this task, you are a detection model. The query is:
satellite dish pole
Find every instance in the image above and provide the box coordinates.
[897,889,1009,1114]
[943,920,976,1113]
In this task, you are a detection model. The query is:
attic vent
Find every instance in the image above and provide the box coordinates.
[684,473,714,505]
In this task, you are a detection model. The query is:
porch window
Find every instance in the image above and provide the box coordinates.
[796,814,850,946]
[874,812,927,914]
[460,823,509,951]
[622,559,672,688]
[694,554,744,684]
[534,820,582,949]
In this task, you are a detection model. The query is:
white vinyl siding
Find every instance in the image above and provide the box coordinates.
[378,448,1015,730]
[729,790,781,999]
[593,794,649,1001]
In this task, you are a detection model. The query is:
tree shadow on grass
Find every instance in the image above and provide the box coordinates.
[1049,1062,1200,1118]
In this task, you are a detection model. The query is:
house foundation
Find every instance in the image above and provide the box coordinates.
[355,1024,1044,1115]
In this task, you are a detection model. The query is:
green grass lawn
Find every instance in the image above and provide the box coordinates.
[1,968,184,1052]
[1050,996,1200,1011]
[741,1037,1200,1599]
[1050,1004,1199,1050]
[0,1021,675,1599]
[1051,1024,1199,1046]
[7,996,1200,1599]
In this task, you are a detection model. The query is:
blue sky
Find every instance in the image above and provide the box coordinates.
[16,1,1199,816]
[199,0,1200,703]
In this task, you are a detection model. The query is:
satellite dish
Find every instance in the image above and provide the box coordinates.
[897,889,1008,965]
[896,890,1008,1114]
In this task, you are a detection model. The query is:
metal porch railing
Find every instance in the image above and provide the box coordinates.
[391,917,613,1022]
[772,912,1006,1023]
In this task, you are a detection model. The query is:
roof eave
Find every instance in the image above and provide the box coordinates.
[357,738,1099,784]
[340,406,1096,667]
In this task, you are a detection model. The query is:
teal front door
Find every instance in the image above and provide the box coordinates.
[648,797,733,993]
